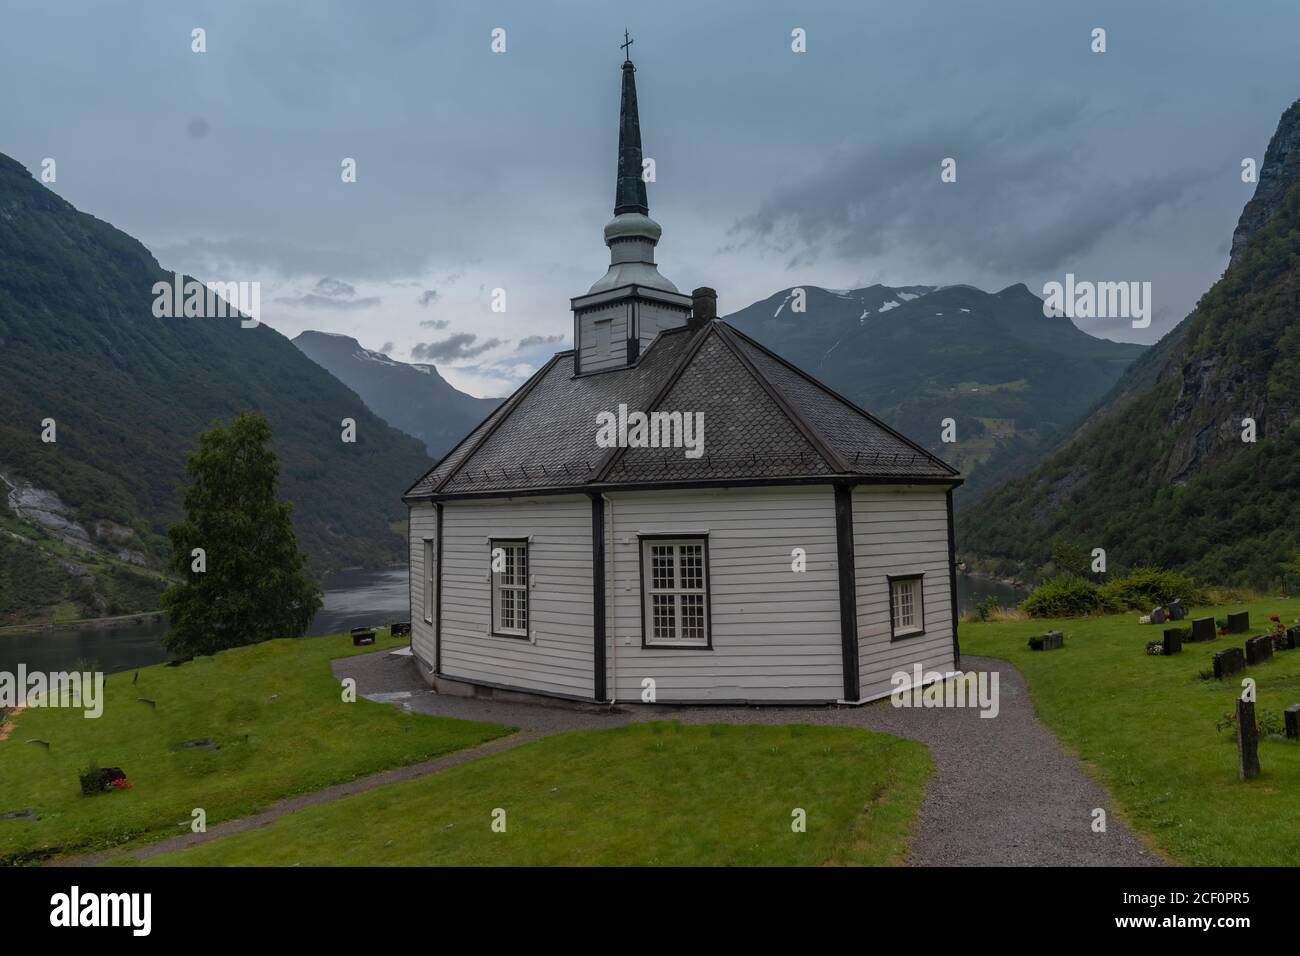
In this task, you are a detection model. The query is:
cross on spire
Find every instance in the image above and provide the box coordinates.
[621,29,633,60]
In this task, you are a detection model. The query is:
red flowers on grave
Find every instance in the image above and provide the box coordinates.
[109,777,132,790]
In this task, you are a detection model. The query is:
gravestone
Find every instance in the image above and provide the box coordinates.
[390,622,412,637]
[1227,611,1250,634]
[1283,626,1299,650]
[1237,699,1260,781]
[1244,635,1273,666]
[1161,628,1183,655]
[1042,630,1063,651]
[1167,599,1187,621]
[1285,704,1300,740]
[351,627,376,647]
[1149,606,1166,625]
[1190,617,1217,643]
[1213,646,1245,679]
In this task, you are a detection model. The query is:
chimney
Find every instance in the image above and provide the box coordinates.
[690,287,717,329]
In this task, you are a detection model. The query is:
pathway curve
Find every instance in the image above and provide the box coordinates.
[332,649,1162,867]
[64,650,1160,866]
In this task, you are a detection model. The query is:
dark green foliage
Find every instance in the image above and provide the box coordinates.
[974,595,1002,621]
[0,154,432,618]
[1097,567,1204,610]
[160,413,322,656]
[1050,538,1091,578]
[959,101,1300,590]
[1021,568,1207,618]
[78,760,102,797]
[1021,576,1104,618]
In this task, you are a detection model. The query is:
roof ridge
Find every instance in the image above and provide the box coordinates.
[591,320,717,482]
[713,322,847,472]
[421,352,566,495]
[720,321,959,477]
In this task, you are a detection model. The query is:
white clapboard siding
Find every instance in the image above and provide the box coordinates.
[577,303,629,373]
[438,495,593,698]
[853,487,955,701]
[409,503,438,667]
[604,486,842,702]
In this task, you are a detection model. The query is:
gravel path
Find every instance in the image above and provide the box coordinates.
[333,650,1162,867]
[63,650,1161,866]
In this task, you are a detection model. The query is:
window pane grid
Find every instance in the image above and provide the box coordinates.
[493,541,528,635]
[891,578,921,635]
[643,539,708,645]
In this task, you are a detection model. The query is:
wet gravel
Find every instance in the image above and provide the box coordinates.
[334,650,1162,867]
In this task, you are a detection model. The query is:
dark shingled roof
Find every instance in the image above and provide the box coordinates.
[404,320,958,500]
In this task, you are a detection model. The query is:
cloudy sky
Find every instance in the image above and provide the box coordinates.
[4,0,1298,396]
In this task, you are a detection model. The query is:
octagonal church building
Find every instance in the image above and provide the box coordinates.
[403,49,962,705]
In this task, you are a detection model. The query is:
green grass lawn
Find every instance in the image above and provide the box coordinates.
[123,722,932,867]
[962,597,1300,866]
[0,631,512,864]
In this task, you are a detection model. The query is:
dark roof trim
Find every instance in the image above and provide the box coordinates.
[409,474,963,504]
[714,322,849,472]
[723,322,960,477]
[403,351,567,499]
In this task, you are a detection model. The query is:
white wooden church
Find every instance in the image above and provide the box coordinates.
[403,47,961,705]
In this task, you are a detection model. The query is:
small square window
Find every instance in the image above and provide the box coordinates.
[889,575,925,640]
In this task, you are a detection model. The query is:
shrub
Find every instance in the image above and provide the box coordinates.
[974,596,1001,622]
[78,760,102,797]
[1098,567,1205,611]
[1021,575,1105,618]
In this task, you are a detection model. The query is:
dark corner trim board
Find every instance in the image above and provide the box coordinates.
[946,488,960,667]
[434,502,443,674]
[406,506,413,639]
[590,493,608,701]
[636,532,713,650]
[833,482,861,701]
[886,572,926,642]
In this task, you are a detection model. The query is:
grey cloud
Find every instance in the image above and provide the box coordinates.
[731,101,1214,275]
[154,237,433,282]
[411,333,505,362]
[419,318,450,329]
[418,289,439,306]
[517,333,566,350]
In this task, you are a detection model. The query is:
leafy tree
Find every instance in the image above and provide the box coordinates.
[161,413,321,656]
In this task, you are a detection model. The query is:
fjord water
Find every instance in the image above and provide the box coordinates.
[0,568,409,676]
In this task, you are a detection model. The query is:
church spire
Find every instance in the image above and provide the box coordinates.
[614,32,649,216]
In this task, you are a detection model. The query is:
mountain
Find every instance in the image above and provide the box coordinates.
[957,97,1300,588]
[292,331,500,458]
[726,283,1145,498]
[0,153,431,623]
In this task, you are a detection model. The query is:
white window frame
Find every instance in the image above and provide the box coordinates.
[490,538,529,638]
[640,536,710,648]
[423,538,435,625]
[888,574,925,641]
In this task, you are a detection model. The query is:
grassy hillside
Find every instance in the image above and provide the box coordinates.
[958,99,1300,588]
[0,153,433,617]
